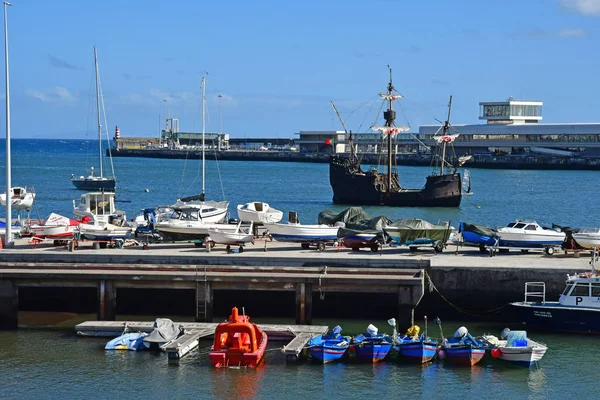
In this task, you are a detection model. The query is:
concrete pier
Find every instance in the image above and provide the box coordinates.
[0,238,594,330]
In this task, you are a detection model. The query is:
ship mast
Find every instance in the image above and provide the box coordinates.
[383,66,395,192]
[440,95,453,175]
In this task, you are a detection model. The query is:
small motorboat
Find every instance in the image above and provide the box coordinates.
[209,307,268,368]
[572,228,600,249]
[105,332,149,351]
[486,328,547,367]
[307,325,350,364]
[143,318,184,350]
[72,191,127,226]
[338,228,384,252]
[237,202,283,224]
[351,324,393,363]
[495,219,565,248]
[207,221,254,253]
[436,321,486,366]
[155,206,237,242]
[0,186,35,211]
[78,223,132,241]
[29,213,80,239]
[459,221,498,252]
[392,318,438,364]
[264,217,339,251]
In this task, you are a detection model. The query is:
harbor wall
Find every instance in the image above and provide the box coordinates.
[0,247,583,328]
[108,148,600,170]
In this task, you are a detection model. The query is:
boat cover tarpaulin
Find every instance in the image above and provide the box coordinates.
[143,318,182,344]
[43,213,80,226]
[460,222,495,238]
[318,207,392,231]
[386,219,450,244]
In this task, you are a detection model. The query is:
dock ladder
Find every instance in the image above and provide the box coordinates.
[196,266,208,322]
[524,282,546,304]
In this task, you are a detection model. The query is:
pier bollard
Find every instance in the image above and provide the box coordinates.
[68,240,75,252]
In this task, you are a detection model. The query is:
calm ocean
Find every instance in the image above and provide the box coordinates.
[0,138,598,399]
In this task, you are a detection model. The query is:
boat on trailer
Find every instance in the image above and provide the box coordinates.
[207,221,254,253]
[237,202,283,224]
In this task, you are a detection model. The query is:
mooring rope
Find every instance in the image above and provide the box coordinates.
[424,271,511,317]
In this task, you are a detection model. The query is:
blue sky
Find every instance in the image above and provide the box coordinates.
[1,0,599,139]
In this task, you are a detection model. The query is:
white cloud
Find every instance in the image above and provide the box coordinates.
[560,0,600,16]
[558,27,589,37]
[25,87,76,103]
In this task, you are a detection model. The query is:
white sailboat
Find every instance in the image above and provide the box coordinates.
[156,77,229,240]
[70,46,116,191]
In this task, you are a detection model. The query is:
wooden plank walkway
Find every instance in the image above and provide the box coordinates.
[281,332,320,362]
[163,328,214,360]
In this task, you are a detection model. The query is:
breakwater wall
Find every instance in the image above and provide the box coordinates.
[108,148,600,170]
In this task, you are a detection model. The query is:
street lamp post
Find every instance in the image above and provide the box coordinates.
[218,94,223,151]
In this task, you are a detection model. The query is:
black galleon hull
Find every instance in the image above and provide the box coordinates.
[329,157,462,207]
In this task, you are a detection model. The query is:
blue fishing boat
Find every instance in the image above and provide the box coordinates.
[351,324,393,363]
[307,325,350,363]
[439,326,486,366]
[105,332,149,351]
[459,221,497,251]
[393,319,438,364]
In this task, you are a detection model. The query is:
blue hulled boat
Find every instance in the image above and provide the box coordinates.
[105,332,149,351]
[307,325,350,363]
[459,221,497,251]
[352,324,393,363]
[395,325,438,364]
[439,326,486,366]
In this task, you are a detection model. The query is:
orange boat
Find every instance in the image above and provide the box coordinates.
[209,307,268,368]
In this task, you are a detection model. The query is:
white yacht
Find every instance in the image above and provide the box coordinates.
[495,220,565,248]
[155,206,236,242]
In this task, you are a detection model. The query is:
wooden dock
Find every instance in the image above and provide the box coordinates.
[76,321,328,361]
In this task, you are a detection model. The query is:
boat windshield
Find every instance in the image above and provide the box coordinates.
[562,282,574,295]
[514,223,526,229]
[507,222,516,228]
[570,283,590,297]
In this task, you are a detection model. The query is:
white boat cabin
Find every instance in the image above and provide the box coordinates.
[558,275,600,308]
[72,192,125,225]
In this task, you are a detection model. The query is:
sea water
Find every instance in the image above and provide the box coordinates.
[0,139,599,399]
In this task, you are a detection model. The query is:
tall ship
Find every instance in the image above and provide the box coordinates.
[329,67,466,207]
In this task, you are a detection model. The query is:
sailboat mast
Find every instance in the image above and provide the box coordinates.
[384,67,395,192]
[94,46,103,179]
[201,76,206,197]
[4,1,12,246]
[440,95,453,176]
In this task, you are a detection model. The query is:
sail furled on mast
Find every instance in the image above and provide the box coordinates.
[370,125,410,137]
